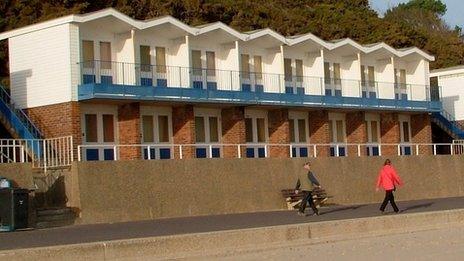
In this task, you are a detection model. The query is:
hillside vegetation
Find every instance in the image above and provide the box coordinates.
[1,0,463,86]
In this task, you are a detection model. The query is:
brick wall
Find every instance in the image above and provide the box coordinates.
[221,107,246,158]
[346,112,367,156]
[268,109,290,158]
[411,113,432,155]
[309,110,330,157]
[172,105,195,159]
[117,103,141,160]
[380,113,400,155]
[26,101,81,159]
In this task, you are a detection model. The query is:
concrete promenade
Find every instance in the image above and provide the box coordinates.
[1,196,464,251]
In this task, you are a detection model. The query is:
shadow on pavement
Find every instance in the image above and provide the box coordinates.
[401,203,434,212]
[321,205,367,215]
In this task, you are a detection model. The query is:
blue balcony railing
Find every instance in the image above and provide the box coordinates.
[77,61,441,112]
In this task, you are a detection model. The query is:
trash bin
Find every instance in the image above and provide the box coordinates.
[0,188,29,231]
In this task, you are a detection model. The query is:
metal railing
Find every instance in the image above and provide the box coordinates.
[76,142,463,161]
[0,136,73,170]
[77,61,434,102]
[0,85,43,139]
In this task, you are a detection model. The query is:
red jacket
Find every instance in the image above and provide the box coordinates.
[376,165,403,191]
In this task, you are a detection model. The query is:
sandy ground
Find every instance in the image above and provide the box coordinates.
[208,225,464,261]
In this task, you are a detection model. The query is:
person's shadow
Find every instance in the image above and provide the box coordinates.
[321,205,367,215]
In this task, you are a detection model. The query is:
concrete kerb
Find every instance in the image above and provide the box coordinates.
[2,209,464,261]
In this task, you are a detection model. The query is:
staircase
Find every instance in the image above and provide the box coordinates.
[431,109,464,139]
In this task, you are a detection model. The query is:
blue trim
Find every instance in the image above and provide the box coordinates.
[159,148,171,159]
[242,84,251,92]
[141,78,153,86]
[246,148,254,158]
[101,76,113,85]
[78,83,442,112]
[86,149,99,161]
[157,79,168,88]
[255,85,264,93]
[196,148,207,158]
[300,147,308,157]
[103,149,114,160]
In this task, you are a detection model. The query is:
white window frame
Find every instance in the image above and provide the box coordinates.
[328,112,347,156]
[289,111,309,158]
[80,104,118,161]
[399,114,412,155]
[194,108,222,158]
[365,113,381,156]
[140,106,173,159]
[245,109,269,158]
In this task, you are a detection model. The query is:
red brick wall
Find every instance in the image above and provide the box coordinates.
[268,109,290,158]
[172,105,195,159]
[380,113,400,156]
[411,113,432,155]
[309,110,330,157]
[117,103,141,160]
[26,102,81,160]
[221,107,246,158]
[346,112,367,156]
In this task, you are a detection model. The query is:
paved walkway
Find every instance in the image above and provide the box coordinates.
[1,196,463,251]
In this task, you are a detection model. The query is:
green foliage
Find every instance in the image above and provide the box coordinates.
[0,0,463,86]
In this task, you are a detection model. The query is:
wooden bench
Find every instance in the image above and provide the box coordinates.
[281,188,332,210]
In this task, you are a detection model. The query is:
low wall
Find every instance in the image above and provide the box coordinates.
[72,155,464,224]
[0,163,33,188]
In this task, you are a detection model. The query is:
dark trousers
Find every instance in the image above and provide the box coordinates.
[380,189,399,212]
[299,190,318,214]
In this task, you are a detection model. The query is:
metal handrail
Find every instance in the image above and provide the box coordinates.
[0,85,43,139]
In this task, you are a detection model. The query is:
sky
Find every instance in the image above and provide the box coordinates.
[369,0,464,28]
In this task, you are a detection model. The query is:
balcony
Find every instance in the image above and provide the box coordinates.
[77,61,442,112]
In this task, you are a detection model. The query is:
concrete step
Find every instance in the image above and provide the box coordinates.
[35,208,76,229]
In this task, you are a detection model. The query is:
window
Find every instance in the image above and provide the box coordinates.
[361,65,366,85]
[140,45,151,72]
[333,63,341,80]
[371,121,378,143]
[328,121,334,142]
[195,116,206,142]
[102,114,114,142]
[324,62,331,83]
[298,119,306,142]
[257,118,266,142]
[241,54,250,79]
[191,50,202,76]
[82,40,94,68]
[336,120,344,143]
[99,42,112,69]
[295,59,303,82]
[367,66,375,84]
[245,118,253,143]
[155,47,166,73]
[254,56,263,79]
[402,121,410,142]
[206,51,216,76]
[158,115,169,142]
[209,117,219,142]
[289,120,295,143]
[84,114,97,142]
[284,58,292,81]
[142,116,154,143]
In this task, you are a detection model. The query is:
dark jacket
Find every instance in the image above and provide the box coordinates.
[295,171,320,191]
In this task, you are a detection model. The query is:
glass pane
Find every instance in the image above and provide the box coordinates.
[158,115,169,142]
[82,40,94,66]
[142,116,154,143]
[102,114,114,142]
[333,63,341,79]
[206,51,216,76]
[295,59,303,82]
[191,50,202,76]
[298,119,306,142]
[155,47,166,73]
[140,45,151,72]
[241,54,250,79]
[100,42,111,69]
[195,116,205,142]
[289,120,295,143]
[284,58,292,81]
[361,65,366,85]
[254,56,263,79]
[324,62,331,81]
[245,118,253,142]
[368,66,375,83]
[371,121,378,142]
[209,117,219,142]
[336,120,344,143]
[85,114,97,142]
[257,118,266,142]
[402,121,410,142]
[328,121,334,142]
[400,69,406,84]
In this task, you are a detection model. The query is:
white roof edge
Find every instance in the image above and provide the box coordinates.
[0,7,435,61]
[430,65,464,76]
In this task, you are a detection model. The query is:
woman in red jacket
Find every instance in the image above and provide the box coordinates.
[376,159,403,213]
